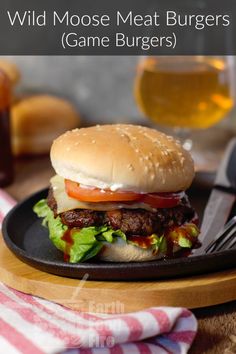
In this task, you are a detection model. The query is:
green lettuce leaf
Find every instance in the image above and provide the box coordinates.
[33,199,49,218]
[68,228,103,263]
[158,235,167,253]
[100,229,126,242]
[33,199,68,252]
[178,236,192,248]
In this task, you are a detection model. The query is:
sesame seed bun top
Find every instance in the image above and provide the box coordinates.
[50,124,195,193]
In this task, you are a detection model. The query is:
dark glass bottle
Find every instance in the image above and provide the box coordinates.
[0,70,13,187]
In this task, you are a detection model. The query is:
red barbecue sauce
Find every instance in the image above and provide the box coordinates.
[0,71,13,187]
[61,229,74,262]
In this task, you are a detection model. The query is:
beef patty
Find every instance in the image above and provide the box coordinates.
[47,187,195,236]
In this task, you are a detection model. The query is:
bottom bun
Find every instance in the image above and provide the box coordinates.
[98,238,180,262]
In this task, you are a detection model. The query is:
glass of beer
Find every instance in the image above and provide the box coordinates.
[134,56,235,150]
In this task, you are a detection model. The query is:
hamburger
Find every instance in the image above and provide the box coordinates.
[33,124,199,263]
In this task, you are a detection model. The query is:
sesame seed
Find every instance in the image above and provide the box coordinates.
[92,140,96,144]
[66,147,71,151]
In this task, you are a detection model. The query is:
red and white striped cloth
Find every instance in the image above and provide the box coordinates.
[0,189,198,354]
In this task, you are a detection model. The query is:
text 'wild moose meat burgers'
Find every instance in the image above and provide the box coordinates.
[34,124,199,263]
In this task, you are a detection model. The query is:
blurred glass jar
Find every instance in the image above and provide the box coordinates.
[0,70,13,187]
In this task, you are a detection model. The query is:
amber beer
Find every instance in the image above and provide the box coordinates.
[134,57,234,129]
[0,71,13,187]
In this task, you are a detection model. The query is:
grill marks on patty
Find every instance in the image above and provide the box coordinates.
[61,209,104,229]
[47,187,195,236]
[106,209,159,236]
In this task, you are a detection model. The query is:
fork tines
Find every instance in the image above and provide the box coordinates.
[205,216,236,253]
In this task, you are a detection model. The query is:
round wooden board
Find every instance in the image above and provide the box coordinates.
[1,236,236,313]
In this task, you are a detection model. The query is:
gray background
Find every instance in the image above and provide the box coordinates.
[7,56,144,125]
[5,55,236,130]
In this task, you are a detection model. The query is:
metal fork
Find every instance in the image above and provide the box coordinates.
[203,216,236,254]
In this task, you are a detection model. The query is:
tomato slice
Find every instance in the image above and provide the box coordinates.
[65,180,140,202]
[65,179,183,208]
[140,193,182,208]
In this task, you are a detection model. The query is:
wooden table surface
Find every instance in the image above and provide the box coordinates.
[4,155,236,354]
